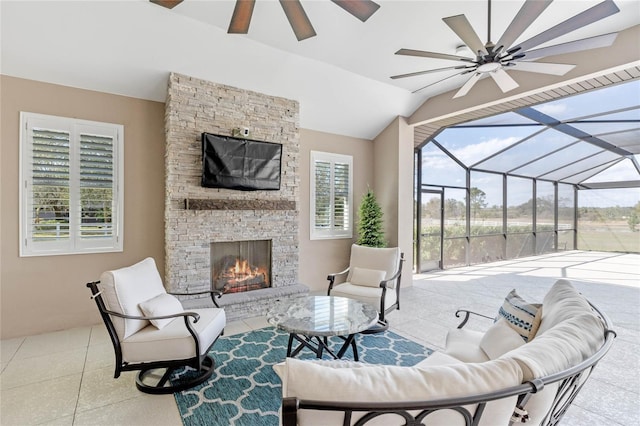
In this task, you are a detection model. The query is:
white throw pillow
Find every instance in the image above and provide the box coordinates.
[479,318,526,360]
[350,267,386,288]
[138,293,184,329]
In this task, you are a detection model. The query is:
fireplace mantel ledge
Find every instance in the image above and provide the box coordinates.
[184,198,296,211]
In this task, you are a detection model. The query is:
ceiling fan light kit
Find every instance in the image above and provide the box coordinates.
[392,0,621,98]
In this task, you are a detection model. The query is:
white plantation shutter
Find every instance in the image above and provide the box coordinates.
[30,128,71,243]
[20,113,123,256]
[310,151,353,239]
[79,131,115,240]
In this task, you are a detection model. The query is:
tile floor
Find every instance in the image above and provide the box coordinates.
[1,250,638,425]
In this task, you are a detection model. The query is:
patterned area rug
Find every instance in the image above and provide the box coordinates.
[173,326,431,426]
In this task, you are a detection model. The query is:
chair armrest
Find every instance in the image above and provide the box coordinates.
[454,309,494,329]
[327,267,350,295]
[101,308,201,323]
[169,289,223,308]
[379,268,402,289]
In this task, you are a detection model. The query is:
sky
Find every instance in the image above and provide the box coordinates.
[420,80,640,207]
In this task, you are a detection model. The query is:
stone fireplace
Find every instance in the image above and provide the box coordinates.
[164,73,308,321]
[211,240,271,294]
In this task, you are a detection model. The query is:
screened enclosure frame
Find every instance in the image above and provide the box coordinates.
[414,80,640,272]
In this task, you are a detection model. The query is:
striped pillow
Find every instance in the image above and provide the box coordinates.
[497,290,542,342]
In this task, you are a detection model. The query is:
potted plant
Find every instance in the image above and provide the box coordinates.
[356,189,386,247]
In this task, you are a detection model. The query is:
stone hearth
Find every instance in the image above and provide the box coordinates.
[164,73,307,321]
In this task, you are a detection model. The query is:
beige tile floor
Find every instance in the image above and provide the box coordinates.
[1,250,638,425]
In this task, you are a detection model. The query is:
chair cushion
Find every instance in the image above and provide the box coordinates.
[330,282,397,312]
[138,293,184,329]
[121,308,226,363]
[497,289,542,342]
[100,257,167,339]
[347,245,400,287]
[275,357,523,426]
[479,318,526,360]
[350,267,386,288]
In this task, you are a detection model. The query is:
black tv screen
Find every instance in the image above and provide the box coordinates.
[201,133,282,191]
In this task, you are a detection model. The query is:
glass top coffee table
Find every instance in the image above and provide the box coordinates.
[267,296,378,361]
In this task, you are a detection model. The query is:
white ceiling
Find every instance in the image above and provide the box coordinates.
[2,0,639,139]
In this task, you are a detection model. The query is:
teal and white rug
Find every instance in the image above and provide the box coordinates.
[173,327,431,426]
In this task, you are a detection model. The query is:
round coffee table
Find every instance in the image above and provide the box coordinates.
[267,296,378,361]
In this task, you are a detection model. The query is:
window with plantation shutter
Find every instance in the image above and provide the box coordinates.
[20,112,123,256]
[310,151,353,240]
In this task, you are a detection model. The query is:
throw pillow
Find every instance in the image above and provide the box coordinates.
[480,318,526,359]
[138,293,184,329]
[497,289,542,342]
[350,267,386,288]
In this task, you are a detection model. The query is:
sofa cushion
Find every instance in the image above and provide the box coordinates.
[480,318,526,360]
[444,328,490,363]
[350,267,386,288]
[504,312,604,382]
[275,357,523,426]
[497,289,542,342]
[138,293,184,329]
[537,279,594,335]
[415,351,464,368]
[100,257,167,339]
[502,309,604,426]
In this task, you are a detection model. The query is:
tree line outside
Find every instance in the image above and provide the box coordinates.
[418,187,639,267]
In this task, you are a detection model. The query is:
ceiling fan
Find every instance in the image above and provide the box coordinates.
[151,0,380,41]
[391,0,620,98]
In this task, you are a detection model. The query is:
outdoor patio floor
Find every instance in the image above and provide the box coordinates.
[1,250,638,425]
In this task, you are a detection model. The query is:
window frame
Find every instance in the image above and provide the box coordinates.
[310,151,353,240]
[19,112,124,257]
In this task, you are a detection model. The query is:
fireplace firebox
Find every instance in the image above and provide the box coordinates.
[210,240,271,294]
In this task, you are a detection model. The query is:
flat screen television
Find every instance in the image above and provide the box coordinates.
[201,133,282,191]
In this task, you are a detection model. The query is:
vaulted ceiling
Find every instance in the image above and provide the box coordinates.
[1,1,639,140]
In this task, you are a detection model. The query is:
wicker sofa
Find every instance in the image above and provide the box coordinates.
[274,279,616,426]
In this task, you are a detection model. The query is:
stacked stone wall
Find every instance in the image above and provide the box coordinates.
[164,73,306,320]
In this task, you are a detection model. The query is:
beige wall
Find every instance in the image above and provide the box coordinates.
[298,128,374,293]
[373,117,414,282]
[0,76,166,339]
[0,76,401,337]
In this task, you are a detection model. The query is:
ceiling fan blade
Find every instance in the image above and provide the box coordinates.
[391,65,473,80]
[280,0,316,41]
[453,72,482,98]
[395,48,475,63]
[511,61,575,75]
[495,0,552,51]
[522,32,618,61]
[228,0,256,34]
[512,0,620,53]
[412,71,471,94]
[150,0,183,9]
[490,68,519,93]
[331,0,380,22]
[443,14,487,55]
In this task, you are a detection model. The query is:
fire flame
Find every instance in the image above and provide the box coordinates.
[223,258,267,284]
